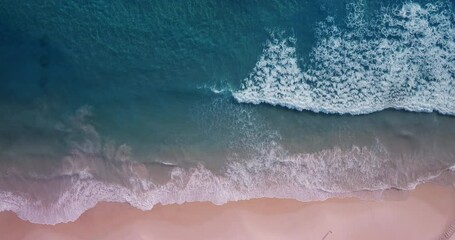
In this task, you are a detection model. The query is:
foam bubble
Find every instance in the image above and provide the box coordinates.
[234,1,455,115]
[233,31,313,111]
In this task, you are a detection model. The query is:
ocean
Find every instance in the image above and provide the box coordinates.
[0,0,454,224]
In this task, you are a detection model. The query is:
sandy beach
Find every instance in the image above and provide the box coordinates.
[0,184,453,240]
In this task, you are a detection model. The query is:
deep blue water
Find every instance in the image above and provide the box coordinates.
[0,0,454,224]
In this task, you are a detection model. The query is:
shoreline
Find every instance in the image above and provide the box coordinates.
[0,184,454,240]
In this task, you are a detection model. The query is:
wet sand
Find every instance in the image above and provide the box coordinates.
[0,184,454,240]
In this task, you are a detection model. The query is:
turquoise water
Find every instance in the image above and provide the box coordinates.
[0,0,454,224]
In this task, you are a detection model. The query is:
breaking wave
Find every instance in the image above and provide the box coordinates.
[0,139,453,225]
[233,1,455,115]
[1,96,454,225]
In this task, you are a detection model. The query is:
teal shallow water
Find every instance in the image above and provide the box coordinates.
[0,0,454,224]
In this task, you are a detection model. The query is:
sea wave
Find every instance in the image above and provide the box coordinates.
[1,94,454,225]
[0,140,453,225]
[233,1,455,115]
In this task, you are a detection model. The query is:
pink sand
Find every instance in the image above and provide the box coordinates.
[0,184,454,240]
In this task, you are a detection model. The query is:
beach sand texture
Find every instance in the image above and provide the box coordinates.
[0,184,454,240]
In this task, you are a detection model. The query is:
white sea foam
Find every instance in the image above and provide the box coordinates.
[0,140,451,225]
[1,106,452,224]
[233,1,455,115]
